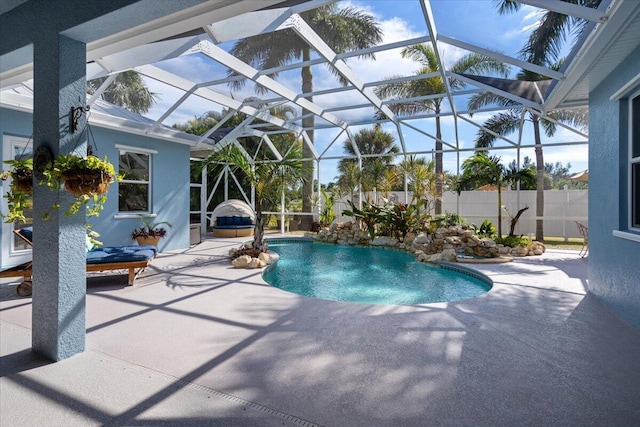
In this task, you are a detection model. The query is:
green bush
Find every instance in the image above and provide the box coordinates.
[495,235,532,247]
[472,219,496,239]
[442,212,467,227]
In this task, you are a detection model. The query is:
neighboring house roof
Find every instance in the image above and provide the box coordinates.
[475,184,509,192]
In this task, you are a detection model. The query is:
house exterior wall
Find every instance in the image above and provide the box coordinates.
[588,43,640,330]
[0,107,191,257]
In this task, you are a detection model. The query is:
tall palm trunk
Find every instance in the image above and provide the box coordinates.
[435,111,443,215]
[253,199,266,251]
[300,46,314,231]
[497,185,503,237]
[532,116,544,241]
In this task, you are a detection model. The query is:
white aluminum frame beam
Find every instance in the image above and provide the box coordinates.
[449,71,544,110]
[136,64,316,151]
[196,38,349,131]
[456,114,518,146]
[516,0,607,22]
[438,35,564,81]
[278,14,408,155]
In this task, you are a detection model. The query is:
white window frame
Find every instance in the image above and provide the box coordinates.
[1,135,32,269]
[629,89,640,232]
[116,144,156,214]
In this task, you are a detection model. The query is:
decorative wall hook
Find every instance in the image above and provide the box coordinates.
[70,105,90,134]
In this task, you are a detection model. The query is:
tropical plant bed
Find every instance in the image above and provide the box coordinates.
[309,221,546,264]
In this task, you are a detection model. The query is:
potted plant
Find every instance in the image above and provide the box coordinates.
[42,154,118,218]
[1,158,33,223]
[131,214,172,246]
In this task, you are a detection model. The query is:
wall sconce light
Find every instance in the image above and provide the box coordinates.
[70,105,90,134]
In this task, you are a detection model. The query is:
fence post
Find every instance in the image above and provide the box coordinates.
[563,184,569,242]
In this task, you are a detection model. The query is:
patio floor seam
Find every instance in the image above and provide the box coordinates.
[89,348,325,427]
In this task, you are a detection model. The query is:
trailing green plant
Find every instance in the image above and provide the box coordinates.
[472,219,497,239]
[131,214,172,240]
[41,154,119,218]
[495,235,532,248]
[1,158,33,223]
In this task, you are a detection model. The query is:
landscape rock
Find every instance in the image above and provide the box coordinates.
[232,255,251,268]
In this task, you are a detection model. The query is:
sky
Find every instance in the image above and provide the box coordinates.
[142,0,589,184]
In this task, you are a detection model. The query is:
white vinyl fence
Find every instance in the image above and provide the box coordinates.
[332,188,588,240]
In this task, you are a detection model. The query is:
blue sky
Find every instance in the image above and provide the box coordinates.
[143,0,589,184]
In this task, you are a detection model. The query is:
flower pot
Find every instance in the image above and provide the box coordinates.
[61,169,112,196]
[12,172,33,192]
[136,236,160,246]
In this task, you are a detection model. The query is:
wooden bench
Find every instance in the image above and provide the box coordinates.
[3,227,157,297]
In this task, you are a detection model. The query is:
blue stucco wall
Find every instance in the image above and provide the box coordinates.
[1,107,191,252]
[588,44,640,330]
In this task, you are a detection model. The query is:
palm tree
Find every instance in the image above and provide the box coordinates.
[337,124,399,200]
[375,44,510,214]
[458,152,536,238]
[495,0,602,66]
[399,155,437,216]
[228,4,383,228]
[87,70,157,114]
[336,161,362,205]
[467,68,588,240]
[206,144,308,251]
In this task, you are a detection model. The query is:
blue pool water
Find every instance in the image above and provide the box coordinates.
[263,240,491,305]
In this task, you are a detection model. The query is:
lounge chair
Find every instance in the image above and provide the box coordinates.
[3,227,157,297]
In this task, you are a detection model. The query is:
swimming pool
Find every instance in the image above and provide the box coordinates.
[263,239,492,305]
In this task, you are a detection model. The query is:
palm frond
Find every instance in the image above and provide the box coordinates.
[521,11,568,64]
[474,111,521,148]
[467,91,517,112]
[450,53,510,78]
[401,44,438,70]
[494,0,521,15]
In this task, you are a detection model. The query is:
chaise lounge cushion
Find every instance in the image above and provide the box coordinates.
[86,245,157,264]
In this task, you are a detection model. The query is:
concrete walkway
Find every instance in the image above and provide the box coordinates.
[2,237,640,426]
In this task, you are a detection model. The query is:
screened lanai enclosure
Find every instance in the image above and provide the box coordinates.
[2,0,602,238]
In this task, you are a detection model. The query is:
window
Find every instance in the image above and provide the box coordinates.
[631,91,640,230]
[118,147,152,212]
[2,135,33,268]
[190,159,203,225]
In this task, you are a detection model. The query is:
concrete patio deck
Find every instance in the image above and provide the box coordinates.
[1,236,639,426]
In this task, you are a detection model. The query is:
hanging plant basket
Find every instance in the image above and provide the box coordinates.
[11,169,34,192]
[41,154,120,218]
[1,159,34,223]
[3,159,34,193]
[61,169,113,196]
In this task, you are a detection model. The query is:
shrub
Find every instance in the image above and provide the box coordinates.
[472,219,497,239]
[442,212,467,227]
[495,235,532,247]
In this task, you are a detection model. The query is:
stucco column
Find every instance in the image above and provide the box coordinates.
[32,34,87,361]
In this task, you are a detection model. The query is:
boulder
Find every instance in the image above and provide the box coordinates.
[445,236,462,245]
[232,255,251,268]
[258,252,273,265]
[414,233,431,244]
[479,238,496,248]
[371,236,398,246]
[441,249,457,262]
[247,257,266,269]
